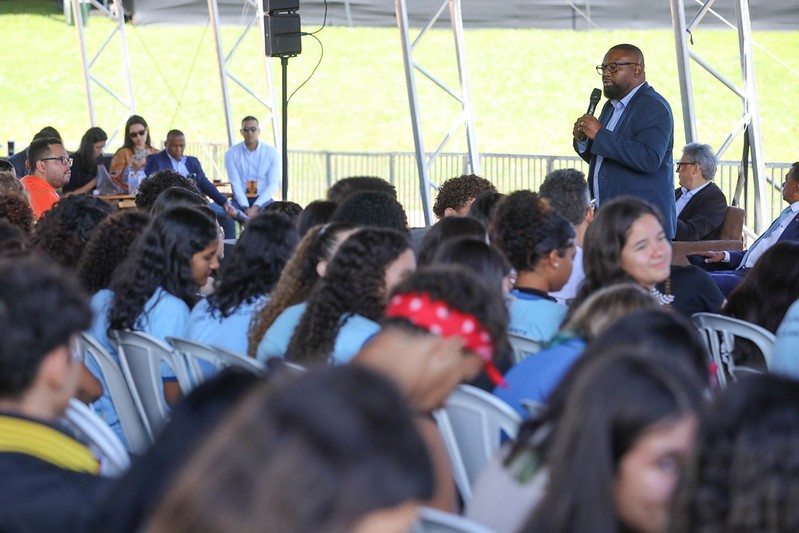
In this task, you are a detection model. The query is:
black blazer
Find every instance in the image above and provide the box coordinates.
[674,182,728,241]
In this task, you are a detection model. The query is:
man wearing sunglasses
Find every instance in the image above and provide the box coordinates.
[573,43,676,239]
[224,116,281,219]
[20,137,72,219]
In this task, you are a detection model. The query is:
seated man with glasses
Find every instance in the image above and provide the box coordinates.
[674,142,728,241]
[20,137,73,219]
[0,257,109,530]
[572,43,676,239]
[224,116,280,219]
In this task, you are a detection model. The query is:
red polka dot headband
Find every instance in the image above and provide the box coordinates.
[385,292,507,387]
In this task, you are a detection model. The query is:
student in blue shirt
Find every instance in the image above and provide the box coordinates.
[187,212,299,355]
[284,228,416,367]
[492,190,576,342]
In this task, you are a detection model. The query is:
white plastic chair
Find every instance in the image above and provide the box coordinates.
[508,333,543,364]
[166,337,264,389]
[691,312,776,388]
[62,398,131,477]
[433,384,522,505]
[110,330,191,437]
[77,332,153,453]
[411,507,494,533]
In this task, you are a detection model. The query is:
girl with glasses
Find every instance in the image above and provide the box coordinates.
[109,115,158,190]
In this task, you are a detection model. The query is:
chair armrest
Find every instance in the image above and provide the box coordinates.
[671,240,744,266]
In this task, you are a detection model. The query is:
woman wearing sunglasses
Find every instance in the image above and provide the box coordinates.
[109,115,159,191]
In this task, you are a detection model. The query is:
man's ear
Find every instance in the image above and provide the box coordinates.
[443,207,458,218]
[585,204,595,224]
[39,346,71,392]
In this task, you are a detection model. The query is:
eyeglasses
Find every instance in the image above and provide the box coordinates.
[129,129,147,137]
[675,162,697,170]
[40,156,73,167]
[241,127,259,133]
[596,62,640,75]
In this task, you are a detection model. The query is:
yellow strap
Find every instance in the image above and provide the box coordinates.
[0,416,99,474]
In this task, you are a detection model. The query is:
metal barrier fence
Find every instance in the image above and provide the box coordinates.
[187,142,792,231]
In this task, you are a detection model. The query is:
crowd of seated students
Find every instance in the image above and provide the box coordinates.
[6,141,799,533]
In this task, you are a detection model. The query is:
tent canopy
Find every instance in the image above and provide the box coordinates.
[129,0,798,30]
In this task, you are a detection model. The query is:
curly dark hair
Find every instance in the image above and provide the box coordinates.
[0,194,34,236]
[432,174,496,219]
[0,219,31,259]
[0,256,91,399]
[330,191,408,233]
[417,216,486,267]
[261,201,303,221]
[492,190,574,273]
[136,170,200,212]
[207,213,299,318]
[295,200,337,237]
[384,265,511,362]
[246,222,356,357]
[109,206,219,331]
[568,196,663,316]
[30,194,114,269]
[77,210,151,294]
[284,227,410,366]
[538,168,590,227]
[671,374,799,532]
[327,176,397,203]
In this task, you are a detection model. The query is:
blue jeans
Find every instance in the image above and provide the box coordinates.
[209,202,237,240]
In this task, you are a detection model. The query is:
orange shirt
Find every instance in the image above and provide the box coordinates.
[20,175,60,219]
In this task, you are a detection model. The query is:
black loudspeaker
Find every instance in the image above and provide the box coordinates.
[263,0,301,57]
[264,0,299,12]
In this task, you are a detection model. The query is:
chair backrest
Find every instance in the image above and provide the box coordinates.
[719,206,745,241]
[62,398,131,478]
[691,312,775,388]
[166,337,264,388]
[433,384,522,504]
[110,330,188,436]
[508,333,543,364]
[411,507,494,533]
[77,332,153,453]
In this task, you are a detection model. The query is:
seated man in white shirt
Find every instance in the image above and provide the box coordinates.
[693,161,799,295]
[539,168,594,305]
[674,143,728,241]
[224,116,281,219]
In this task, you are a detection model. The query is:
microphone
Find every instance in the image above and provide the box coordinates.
[586,88,602,116]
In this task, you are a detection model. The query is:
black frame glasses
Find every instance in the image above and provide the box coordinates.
[675,162,698,170]
[40,156,73,167]
[595,62,640,75]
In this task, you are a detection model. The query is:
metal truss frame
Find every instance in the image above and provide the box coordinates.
[395,0,480,226]
[670,0,768,232]
[207,0,281,149]
[71,0,135,142]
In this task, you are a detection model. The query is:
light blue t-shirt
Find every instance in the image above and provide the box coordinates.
[186,295,268,355]
[507,289,567,342]
[256,302,380,364]
[85,287,190,448]
[772,299,799,378]
[494,336,586,417]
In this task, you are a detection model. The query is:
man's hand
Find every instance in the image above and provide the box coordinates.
[246,205,261,218]
[223,201,237,218]
[573,117,587,142]
[693,251,725,263]
[578,114,602,140]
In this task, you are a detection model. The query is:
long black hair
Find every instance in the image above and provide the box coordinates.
[108,206,218,331]
[206,212,299,318]
[285,227,411,366]
[76,126,108,174]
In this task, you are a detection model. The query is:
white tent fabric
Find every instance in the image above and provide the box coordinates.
[129,0,798,30]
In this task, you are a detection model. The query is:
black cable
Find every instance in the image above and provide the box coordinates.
[287,32,323,105]
[307,0,328,35]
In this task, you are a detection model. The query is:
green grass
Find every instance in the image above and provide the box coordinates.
[2,0,798,165]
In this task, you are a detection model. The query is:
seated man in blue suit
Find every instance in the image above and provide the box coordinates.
[674,142,728,241]
[145,129,237,238]
[693,161,799,295]
[573,43,676,239]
